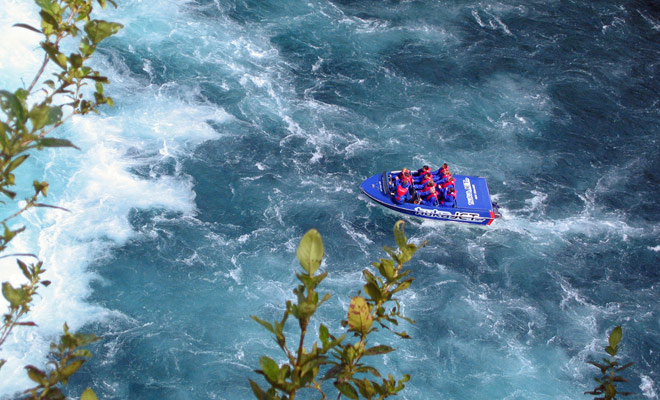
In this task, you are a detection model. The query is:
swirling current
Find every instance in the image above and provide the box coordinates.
[1,0,659,399]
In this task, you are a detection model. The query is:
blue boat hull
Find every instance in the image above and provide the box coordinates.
[360,172,500,225]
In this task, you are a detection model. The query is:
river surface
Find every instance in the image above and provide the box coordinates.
[1,0,659,399]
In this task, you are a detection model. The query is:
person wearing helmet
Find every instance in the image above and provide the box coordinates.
[393,178,412,205]
[392,168,413,187]
[413,165,431,177]
[440,186,457,207]
[430,163,450,177]
[434,169,452,184]
[418,184,440,206]
[413,173,434,190]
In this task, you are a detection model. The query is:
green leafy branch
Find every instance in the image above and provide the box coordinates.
[585,326,634,400]
[22,323,100,400]
[0,1,122,398]
[250,221,425,400]
[325,220,424,400]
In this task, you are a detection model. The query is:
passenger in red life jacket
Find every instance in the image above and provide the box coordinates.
[393,179,412,205]
[439,176,456,189]
[441,186,457,207]
[393,168,413,187]
[418,184,440,206]
[389,168,411,191]
[413,165,431,177]
[413,173,434,190]
[430,163,450,177]
[434,170,453,185]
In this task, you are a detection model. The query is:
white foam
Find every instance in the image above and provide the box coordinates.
[641,374,658,398]
[0,1,41,87]
[0,1,234,393]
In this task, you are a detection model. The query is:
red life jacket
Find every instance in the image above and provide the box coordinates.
[399,173,412,185]
[395,184,409,201]
[420,174,433,185]
[424,190,439,201]
[441,189,456,204]
[441,178,455,188]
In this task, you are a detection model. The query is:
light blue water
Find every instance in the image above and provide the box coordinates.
[1,0,659,399]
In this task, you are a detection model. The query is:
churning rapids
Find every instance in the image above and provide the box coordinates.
[1,0,659,399]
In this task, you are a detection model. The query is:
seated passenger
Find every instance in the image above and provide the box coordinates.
[438,176,456,189]
[393,179,412,205]
[418,185,440,207]
[392,168,412,185]
[389,168,411,191]
[413,173,434,189]
[433,170,453,184]
[430,163,450,177]
[440,186,457,207]
[413,165,431,177]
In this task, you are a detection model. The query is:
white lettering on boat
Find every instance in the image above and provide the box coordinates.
[413,207,486,222]
[463,178,474,205]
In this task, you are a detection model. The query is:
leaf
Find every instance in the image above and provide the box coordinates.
[616,362,634,372]
[80,388,98,400]
[364,345,395,356]
[319,323,329,346]
[587,361,608,374]
[35,0,57,15]
[354,378,376,398]
[258,356,279,383]
[248,379,266,400]
[390,279,412,295]
[393,220,407,249]
[29,104,62,130]
[73,332,101,347]
[5,154,29,174]
[36,138,80,150]
[0,187,17,199]
[60,359,84,378]
[356,366,381,377]
[605,346,616,357]
[69,53,83,68]
[83,75,110,83]
[40,42,66,69]
[296,229,324,275]
[251,316,275,334]
[39,10,58,34]
[25,365,47,385]
[2,282,27,308]
[334,382,359,400]
[0,90,26,122]
[609,326,622,349]
[84,20,123,45]
[347,296,372,334]
[322,364,343,380]
[12,23,42,34]
[378,259,395,280]
[73,349,92,358]
[363,282,381,302]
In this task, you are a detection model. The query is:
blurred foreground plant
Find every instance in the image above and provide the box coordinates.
[585,326,633,400]
[250,220,425,400]
[1,0,122,398]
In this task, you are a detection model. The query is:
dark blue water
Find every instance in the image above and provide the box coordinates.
[1,0,659,399]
